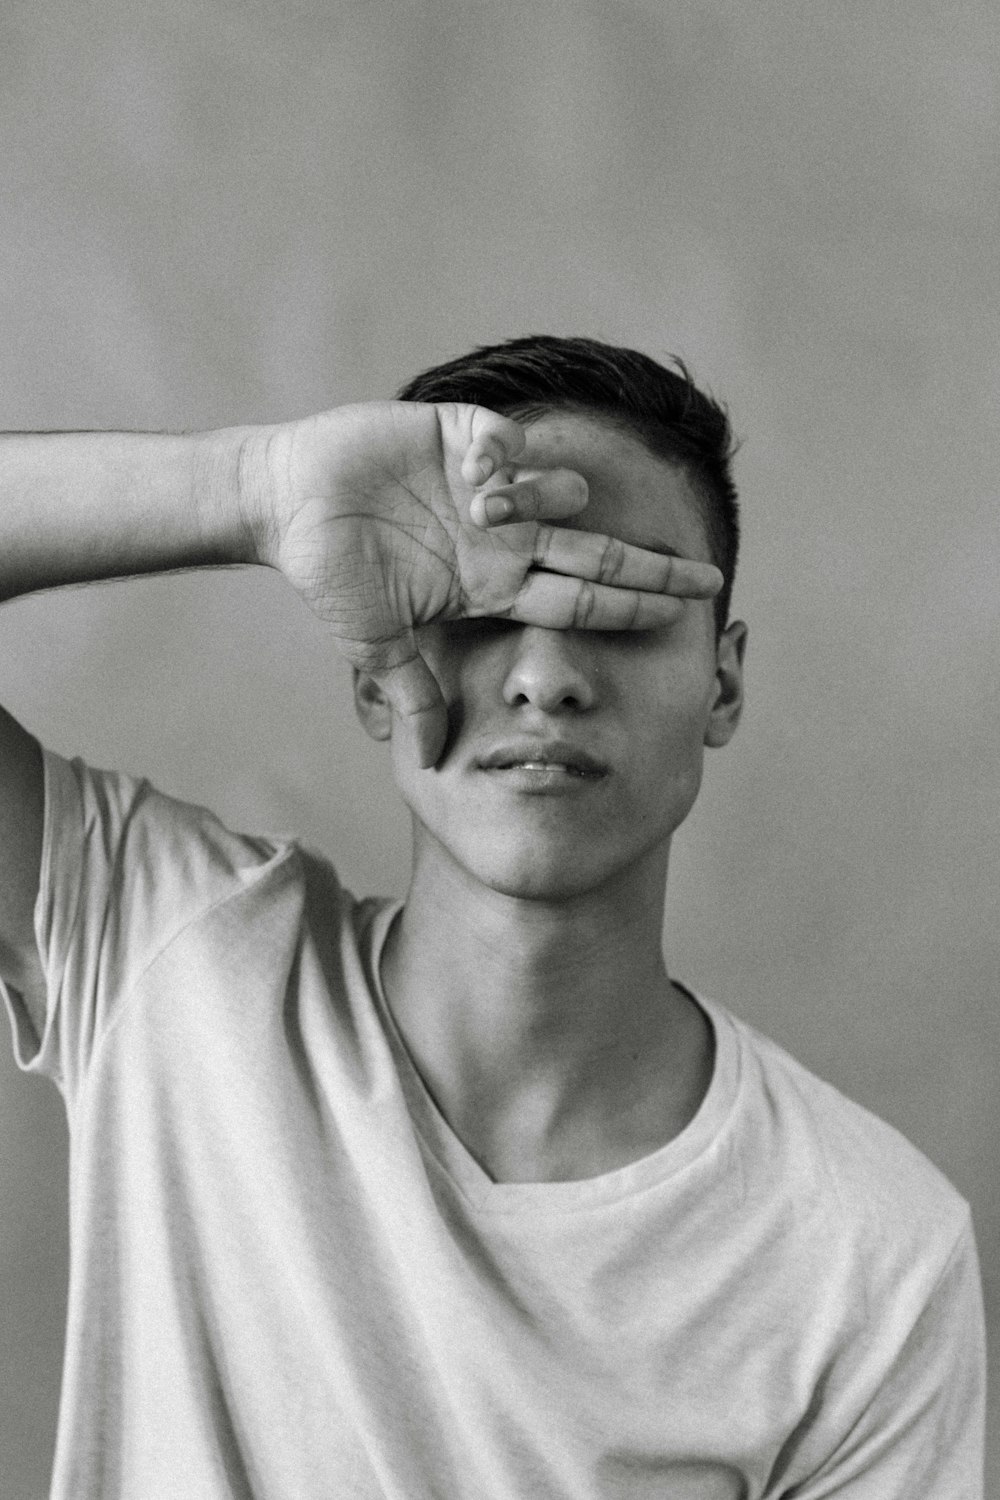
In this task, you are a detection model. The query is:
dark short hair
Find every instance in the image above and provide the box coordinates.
[397,334,740,629]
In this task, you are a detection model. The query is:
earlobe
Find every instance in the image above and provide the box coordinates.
[352,670,393,742]
[704,621,747,749]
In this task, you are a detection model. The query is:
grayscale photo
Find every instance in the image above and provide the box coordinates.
[0,3,994,1497]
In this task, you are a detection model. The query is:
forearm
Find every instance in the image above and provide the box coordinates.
[0,425,270,601]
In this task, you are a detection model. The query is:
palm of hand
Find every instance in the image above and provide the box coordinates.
[274,406,537,678]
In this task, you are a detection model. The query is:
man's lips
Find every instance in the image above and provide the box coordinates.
[474,742,609,779]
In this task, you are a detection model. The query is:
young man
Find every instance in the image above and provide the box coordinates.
[0,337,985,1497]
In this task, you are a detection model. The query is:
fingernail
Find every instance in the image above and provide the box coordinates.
[484,495,514,523]
[476,455,495,484]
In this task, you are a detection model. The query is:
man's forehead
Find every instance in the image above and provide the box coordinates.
[519,412,710,561]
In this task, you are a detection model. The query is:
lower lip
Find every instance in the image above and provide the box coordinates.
[480,765,607,794]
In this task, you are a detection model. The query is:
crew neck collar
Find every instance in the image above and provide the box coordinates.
[368,902,742,1216]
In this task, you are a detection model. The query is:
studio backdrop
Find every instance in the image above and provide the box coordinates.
[0,3,996,1495]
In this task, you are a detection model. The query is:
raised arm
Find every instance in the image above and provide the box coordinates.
[0,425,255,1004]
[0,403,722,998]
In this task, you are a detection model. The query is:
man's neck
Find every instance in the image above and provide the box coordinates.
[380,843,714,1184]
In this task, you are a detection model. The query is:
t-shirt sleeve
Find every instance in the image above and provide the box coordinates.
[2,747,291,1104]
[786,1214,986,1499]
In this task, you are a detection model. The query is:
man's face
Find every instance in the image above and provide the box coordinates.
[362,413,746,902]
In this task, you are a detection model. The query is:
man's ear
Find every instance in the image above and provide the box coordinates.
[352,669,393,742]
[704,620,747,749]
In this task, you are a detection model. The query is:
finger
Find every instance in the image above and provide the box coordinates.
[459,408,527,487]
[373,650,449,769]
[469,469,589,529]
[505,571,689,632]
[530,525,723,598]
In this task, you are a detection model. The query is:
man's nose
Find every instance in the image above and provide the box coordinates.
[501,626,597,713]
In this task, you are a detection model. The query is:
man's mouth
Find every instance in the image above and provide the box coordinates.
[475,743,608,780]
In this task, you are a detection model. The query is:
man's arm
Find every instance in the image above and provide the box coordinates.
[0,425,257,1004]
[0,404,722,1001]
[0,428,255,598]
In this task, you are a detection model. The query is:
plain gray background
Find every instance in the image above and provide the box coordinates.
[0,2,996,1495]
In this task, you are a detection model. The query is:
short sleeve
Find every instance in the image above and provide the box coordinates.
[786,1214,986,1499]
[2,748,291,1103]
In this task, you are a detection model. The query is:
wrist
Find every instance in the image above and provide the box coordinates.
[192,422,288,569]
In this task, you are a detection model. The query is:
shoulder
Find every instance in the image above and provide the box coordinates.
[702,1004,985,1493]
[49,750,404,972]
[38,746,313,1009]
[706,997,970,1280]
[45,746,290,876]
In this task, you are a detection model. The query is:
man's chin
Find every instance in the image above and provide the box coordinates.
[484,876,595,904]
[406,806,677,907]
[467,854,632,905]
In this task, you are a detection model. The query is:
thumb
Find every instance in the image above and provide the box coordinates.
[374,646,449,770]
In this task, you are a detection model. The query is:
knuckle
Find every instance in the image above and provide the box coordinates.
[523,483,543,520]
[598,534,627,584]
[534,522,554,564]
[573,581,597,628]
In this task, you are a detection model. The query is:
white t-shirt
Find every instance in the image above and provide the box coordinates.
[3,750,985,1500]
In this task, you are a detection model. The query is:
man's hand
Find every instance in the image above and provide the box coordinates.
[243,401,722,767]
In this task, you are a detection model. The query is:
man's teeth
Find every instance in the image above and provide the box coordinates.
[506,761,586,775]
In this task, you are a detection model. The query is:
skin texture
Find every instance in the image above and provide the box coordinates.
[264,400,723,767]
[356,414,747,1182]
[357,413,746,904]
